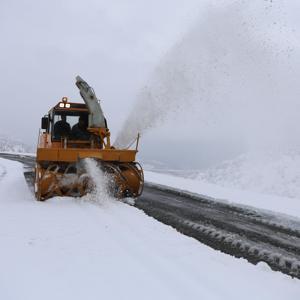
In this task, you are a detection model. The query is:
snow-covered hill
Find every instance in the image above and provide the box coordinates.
[197,150,300,200]
[0,135,33,153]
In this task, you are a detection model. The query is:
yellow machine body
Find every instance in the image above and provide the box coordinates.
[35,79,143,201]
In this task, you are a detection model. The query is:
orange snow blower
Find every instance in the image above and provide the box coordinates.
[34,76,143,201]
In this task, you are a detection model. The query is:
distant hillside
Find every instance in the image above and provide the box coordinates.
[197,150,300,200]
[0,135,33,153]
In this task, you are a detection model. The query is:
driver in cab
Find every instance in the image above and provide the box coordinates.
[53,114,71,139]
[71,115,90,140]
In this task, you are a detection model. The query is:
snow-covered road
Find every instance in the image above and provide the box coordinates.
[145,170,300,219]
[0,157,299,300]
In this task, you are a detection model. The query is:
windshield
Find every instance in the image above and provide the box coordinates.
[52,112,90,141]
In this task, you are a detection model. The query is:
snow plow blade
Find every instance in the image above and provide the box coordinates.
[35,160,144,200]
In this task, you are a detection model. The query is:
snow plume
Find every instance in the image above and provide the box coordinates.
[82,158,114,205]
[115,0,300,153]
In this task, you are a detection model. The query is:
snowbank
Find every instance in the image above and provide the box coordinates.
[197,150,300,201]
[145,170,300,219]
[0,135,33,153]
[0,157,299,300]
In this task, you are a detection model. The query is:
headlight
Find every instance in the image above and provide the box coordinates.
[59,103,64,108]
[65,103,71,108]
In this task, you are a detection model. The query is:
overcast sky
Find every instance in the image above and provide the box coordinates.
[1,1,300,170]
[0,0,201,144]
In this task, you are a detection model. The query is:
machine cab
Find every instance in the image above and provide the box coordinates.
[41,98,98,148]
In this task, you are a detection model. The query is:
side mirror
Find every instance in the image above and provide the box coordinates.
[41,117,49,130]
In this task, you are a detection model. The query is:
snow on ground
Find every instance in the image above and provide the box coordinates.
[197,150,300,201]
[0,158,299,300]
[145,169,300,220]
[0,151,35,157]
[0,135,32,153]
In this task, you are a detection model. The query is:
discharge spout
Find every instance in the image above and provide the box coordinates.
[75,75,106,128]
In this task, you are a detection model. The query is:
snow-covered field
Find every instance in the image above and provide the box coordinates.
[0,135,32,153]
[0,157,299,300]
[197,150,300,200]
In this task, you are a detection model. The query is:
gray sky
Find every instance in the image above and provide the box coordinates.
[0,0,200,144]
[1,1,300,170]
[114,0,300,168]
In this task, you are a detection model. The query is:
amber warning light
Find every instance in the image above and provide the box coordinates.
[59,97,71,108]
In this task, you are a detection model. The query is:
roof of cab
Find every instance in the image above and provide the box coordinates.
[52,102,89,112]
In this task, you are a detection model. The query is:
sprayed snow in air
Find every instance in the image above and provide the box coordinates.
[81,158,113,205]
[114,0,300,203]
[1,158,300,299]
[115,0,300,151]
